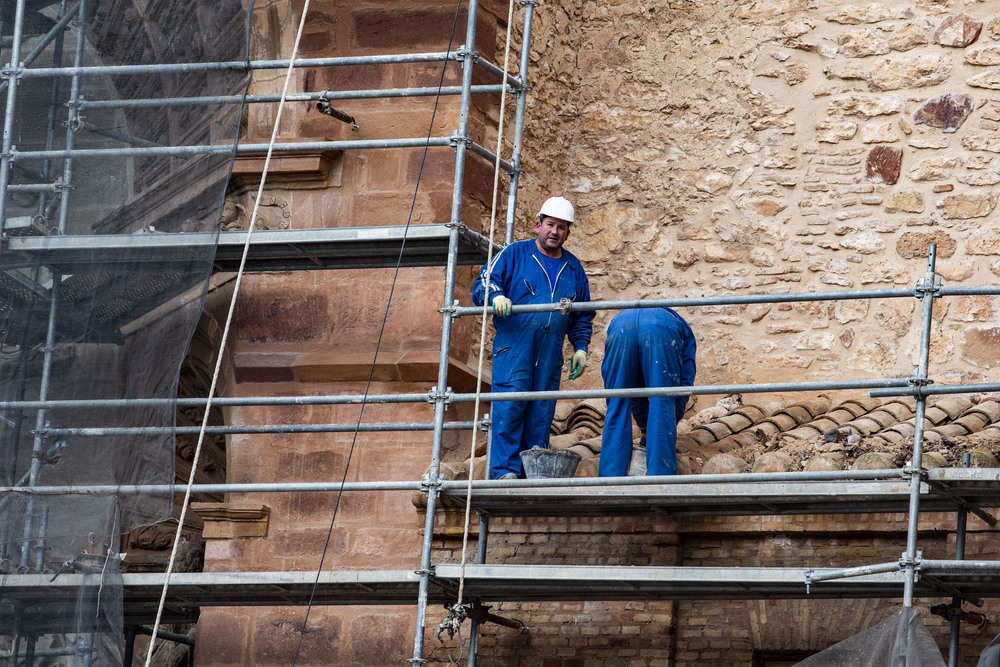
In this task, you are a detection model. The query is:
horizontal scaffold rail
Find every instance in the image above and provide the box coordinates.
[7,563,1000,630]
[20,51,522,89]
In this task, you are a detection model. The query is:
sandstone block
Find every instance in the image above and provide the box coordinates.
[673,247,699,269]
[890,23,929,52]
[950,296,996,322]
[804,455,844,471]
[784,62,809,85]
[704,243,741,263]
[825,4,912,24]
[967,69,1000,90]
[865,145,902,184]
[962,132,1000,152]
[969,450,1000,468]
[967,228,1000,255]
[836,300,870,323]
[966,45,1000,66]
[962,327,1000,368]
[936,261,973,282]
[908,137,950,149]
[868,54,952,91]
[840,329,856,348]
[907,157,958,181]
[838,28,890,58]
[937,193,994,219]
[816,118,858,142]
[840,232,885,254]
[883,192,924,213]
[735,0,807,19]
[990,16,1000,40]
[896,231,955,259]
[861,121,897,143]
[914,93,974,134]
[827,94,903,118]
[934,13,983,48]
[824,60,870,81]
[922,451,947,469]
[874,299,915,334]
[958,170,1000,186]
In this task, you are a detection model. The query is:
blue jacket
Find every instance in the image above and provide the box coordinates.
[472,239,594,353]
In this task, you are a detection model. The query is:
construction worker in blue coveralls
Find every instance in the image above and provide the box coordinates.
[599,307,696,477]
[473,196,595,480]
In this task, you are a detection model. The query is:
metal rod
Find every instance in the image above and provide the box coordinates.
[948,452,971,667]
[20,51,461,79]
[453,287,923,318]
[79,121,163,148]
[77,85,507,110]
[0,0,80,97]
[0,468,908,495]
[466,139,514,174]
[504,0,535,244]
[807,560,902,583]
[904,245,937,608]
[56,0,86,235]
[415,3,480,661]
[44,420,481,437]
[472,56,523,90]
[0,0,29,235]
[0,393,431,410]
[14,136,454,161]
[872,382,1000,398]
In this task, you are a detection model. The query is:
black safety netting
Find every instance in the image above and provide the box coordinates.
[795,607,946,666]
[0,0,250,663]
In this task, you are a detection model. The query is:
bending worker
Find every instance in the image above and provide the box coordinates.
[599,307,696,477]
[473,196,595,480]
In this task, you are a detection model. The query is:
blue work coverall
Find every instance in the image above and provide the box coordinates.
[599,308,696,477]
[473,240,594,478]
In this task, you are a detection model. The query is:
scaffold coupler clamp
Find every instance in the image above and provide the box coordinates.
[899,550,922,578]
[420,473,442,493]
[455,45,480,64]
[438,300,459,316]
[478,413,491,432]
[437,602,468,643]
[556,297,573,315]
[427,385,452,407]
[448,130,473,149]
[914,275,942,298]
[519,0,541,7]
[804,568,814,595]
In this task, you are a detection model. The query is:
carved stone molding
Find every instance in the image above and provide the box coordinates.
[191,502,271,539]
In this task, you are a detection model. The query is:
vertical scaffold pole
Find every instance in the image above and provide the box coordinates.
[903,244,937,609]
[0,0,28,234]
[57,0,86,234]
[466,414,493,666]
[948,451,971,667]
[502,0,537,245]
[412,1,480,662]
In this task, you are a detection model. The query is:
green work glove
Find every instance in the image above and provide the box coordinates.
[492,295,512,318]
[568,350,587,380]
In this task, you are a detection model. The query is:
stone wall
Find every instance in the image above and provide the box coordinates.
[513,0,1000,393]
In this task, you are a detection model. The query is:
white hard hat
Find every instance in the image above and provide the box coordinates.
[536,196,575,224]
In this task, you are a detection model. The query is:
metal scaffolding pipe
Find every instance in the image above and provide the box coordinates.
[44,420,481,437]
[14,136,454,161]
[0,392,431,410]
[806,560,902,583]
[76,84,508,110]
[0,468,907,496]
[948,453,971,667]
[503,0,535,245]
[0,0,29,235]
[472,55,523,90]
[872,382,1000,398]
[20,51,461,79]
[453,286,920,318]
[0,0,80,97]
[466,139,515,174]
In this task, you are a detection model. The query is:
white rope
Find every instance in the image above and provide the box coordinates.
[142,1,315,663]
[456,0,518,607]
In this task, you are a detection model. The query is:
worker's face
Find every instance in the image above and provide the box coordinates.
[535,216,570,256]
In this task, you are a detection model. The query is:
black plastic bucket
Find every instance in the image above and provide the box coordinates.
[520,447,581,479]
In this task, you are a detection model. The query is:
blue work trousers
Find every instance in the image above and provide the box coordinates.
[490,324,564,478]
[599,309,693,477]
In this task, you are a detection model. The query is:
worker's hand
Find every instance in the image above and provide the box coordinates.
[492,295,513,318]
[568,350,587,380]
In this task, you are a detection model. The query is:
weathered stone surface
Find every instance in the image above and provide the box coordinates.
[967,228,1000,255]
[934,13,983,48]
[874,299,915,334]
[890,23,929,52]
[827,94,902,117]
[962,327,1000,368]
[868,54,952,91]
[735,0,808,19]
[861,121,896,143]
[907,156,958,181]
[965,45,1000,66]
[784,62,809,86]
[824,60,870,81]
[701,453,746,475]
[839,232,885,254]
[962,132,1000,152]
[969,450,1000,468]
[936,261,973,282]
[896,231,955,259]
[804,454,844,471]
[922,452,946,469]
[836,300,870,324]
[825,4,912,25]
[913,93,974,133]
[937,193,994,219]
[865,145,902,184]
[672,247,699,269]
[751,451,793,473]
[990,16,1000,40]
[907,137,950,149]
[815,118,858,142]
[837,28,889,58]
[852,452,896,470]
[950,296,996,322]
[967,68,1000,90]
[957,170,1000,186]
[883,192,924,213]
[745,198,787,216]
